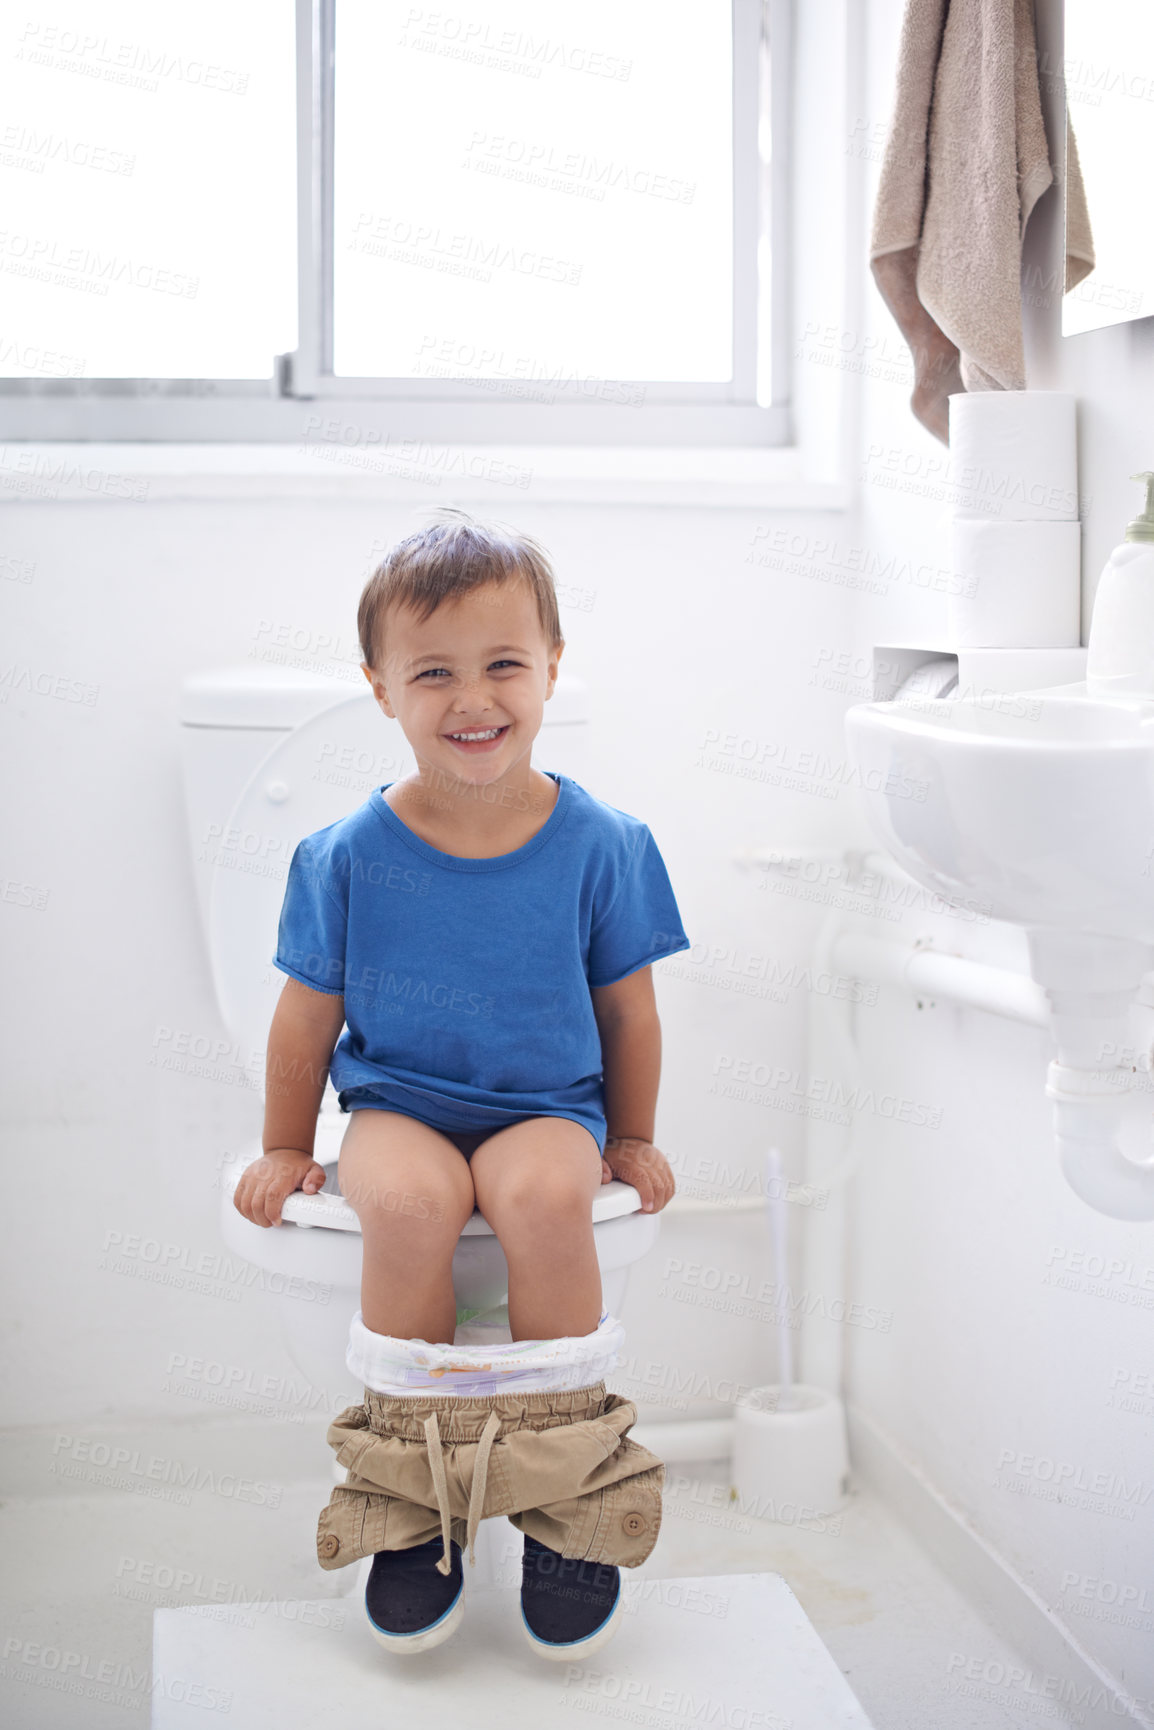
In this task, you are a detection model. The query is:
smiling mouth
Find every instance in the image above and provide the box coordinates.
[444,725,509,744]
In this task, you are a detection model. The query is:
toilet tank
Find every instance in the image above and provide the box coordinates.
[178,664,590,1050]
[179,666,367,950]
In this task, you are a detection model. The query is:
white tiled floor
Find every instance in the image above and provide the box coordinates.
[0,1440,1083,1730]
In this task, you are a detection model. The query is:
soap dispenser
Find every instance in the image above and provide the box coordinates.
[1086,472,1154,696]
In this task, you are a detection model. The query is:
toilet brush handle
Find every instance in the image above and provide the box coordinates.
[765,1147,796,1404]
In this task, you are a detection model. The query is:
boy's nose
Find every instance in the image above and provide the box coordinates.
[451,676,493,703]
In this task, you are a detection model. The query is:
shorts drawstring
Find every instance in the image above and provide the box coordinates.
[423,1407,503,1574]
[318,1385,665,1574]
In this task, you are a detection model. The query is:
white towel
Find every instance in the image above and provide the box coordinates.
[347,1308,625,1398]
[869,0,1095,434]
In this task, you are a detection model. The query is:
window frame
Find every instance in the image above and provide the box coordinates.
[0,0,792,446]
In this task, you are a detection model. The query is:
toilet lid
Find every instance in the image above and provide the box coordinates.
[209,691,417,1060]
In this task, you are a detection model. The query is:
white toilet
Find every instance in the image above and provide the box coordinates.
[178,663,662,1410]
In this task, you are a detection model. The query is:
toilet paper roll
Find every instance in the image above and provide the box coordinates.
[947,518,1082,648]
[948,391,1078,521]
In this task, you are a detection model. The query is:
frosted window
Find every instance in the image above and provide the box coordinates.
[0,0,296,379]
[333,0,733,382]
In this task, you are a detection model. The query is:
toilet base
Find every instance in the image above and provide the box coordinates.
[453,1301,514,1342]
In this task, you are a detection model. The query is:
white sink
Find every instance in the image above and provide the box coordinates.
[844,679,1154,1219]
[844,682,1154,941]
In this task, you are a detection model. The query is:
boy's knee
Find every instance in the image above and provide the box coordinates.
[345,1171,472,1235]
[499,1172,595,1234]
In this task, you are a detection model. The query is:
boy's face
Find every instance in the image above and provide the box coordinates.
[362,581,563,788]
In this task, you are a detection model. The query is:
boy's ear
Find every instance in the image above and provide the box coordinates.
[362,662,395,718]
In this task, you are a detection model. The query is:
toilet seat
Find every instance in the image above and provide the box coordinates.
[222,1111,650,1235]
[218,1123,660,1311]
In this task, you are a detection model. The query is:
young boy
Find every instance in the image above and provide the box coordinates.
[234,510,690,1658]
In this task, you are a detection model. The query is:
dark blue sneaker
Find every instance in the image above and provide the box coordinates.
[364,1537,465,1654]
[520,1533,623,1660]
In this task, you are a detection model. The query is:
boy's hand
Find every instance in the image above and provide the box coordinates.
[601,1137,676,1214]
[233,1149,327,1228]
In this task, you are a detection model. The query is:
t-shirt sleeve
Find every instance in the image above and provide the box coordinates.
[272,838,348,997]
[587,824,691,989]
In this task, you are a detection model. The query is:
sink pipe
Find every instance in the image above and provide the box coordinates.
[738,847,1154,1406]
[1026,929,1154,1222]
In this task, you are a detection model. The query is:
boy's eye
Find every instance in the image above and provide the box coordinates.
[415,660,523,679]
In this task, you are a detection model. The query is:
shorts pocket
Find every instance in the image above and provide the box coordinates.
[316,1485,387,1570]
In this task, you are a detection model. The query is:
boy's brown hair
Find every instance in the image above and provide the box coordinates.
[358,508,564,669]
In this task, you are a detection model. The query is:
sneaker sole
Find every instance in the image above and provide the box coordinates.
[366,1581,465,1655]
[519,1584,624,1661]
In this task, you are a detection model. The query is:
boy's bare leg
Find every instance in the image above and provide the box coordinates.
[338,1110,477,1343]
[468,1119,604,1340]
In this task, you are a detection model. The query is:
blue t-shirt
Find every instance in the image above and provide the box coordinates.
[271,773,691,1152]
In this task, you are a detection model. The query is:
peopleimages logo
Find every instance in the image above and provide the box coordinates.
[559,1664,788,1727]
[944,1650,1154,1718]
[709,1055,943,1129]
[99,1230,331,1306]
[991,1447,1151,1522]
[343,968,495,1018]
[49,1435,283,1509]
[652,934,877,1006]
[331,857,431,894]
[696,727,929,804]
[1,1638,235,1716]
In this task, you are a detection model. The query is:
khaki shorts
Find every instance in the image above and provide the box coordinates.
[316,1381,664,1575]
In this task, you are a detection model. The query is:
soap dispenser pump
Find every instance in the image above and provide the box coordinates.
[1086,472,1154,696]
